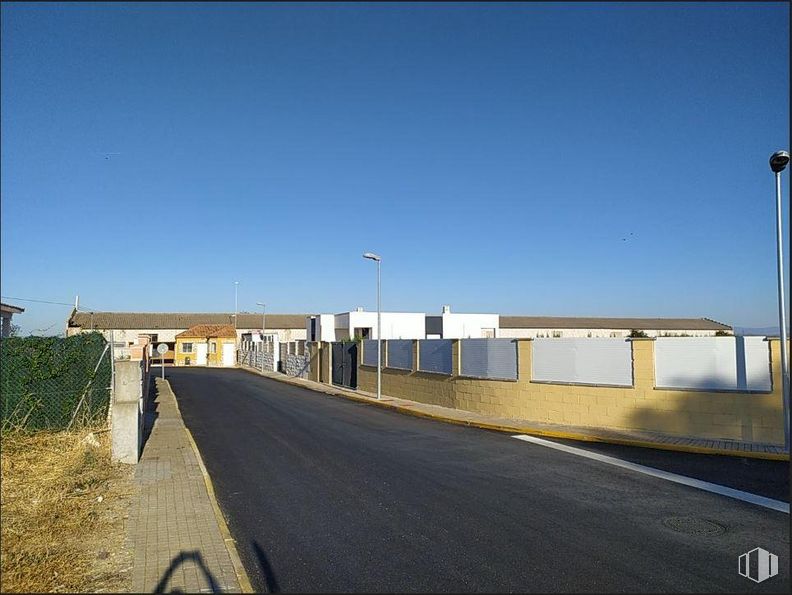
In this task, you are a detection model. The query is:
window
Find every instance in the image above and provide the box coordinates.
[185,357,191,366]
[182,342,193,353]
[552,331,563,338]
[210,342,217,354]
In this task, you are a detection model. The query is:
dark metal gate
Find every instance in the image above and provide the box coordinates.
[332,341,358,389]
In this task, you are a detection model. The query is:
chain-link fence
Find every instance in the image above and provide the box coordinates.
[0,333,113,432]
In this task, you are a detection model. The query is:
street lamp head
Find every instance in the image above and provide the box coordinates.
[770,150,790,173]
[362,252,381,262]
[256,302,266,307]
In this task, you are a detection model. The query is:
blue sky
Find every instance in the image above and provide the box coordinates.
[1,2,789,335]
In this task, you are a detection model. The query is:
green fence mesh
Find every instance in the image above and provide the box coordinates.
[0,333,112,432]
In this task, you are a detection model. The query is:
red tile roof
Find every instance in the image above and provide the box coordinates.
[176,324,237,339]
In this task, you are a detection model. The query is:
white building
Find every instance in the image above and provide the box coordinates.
[306,306,500,341]
[307,308,425,342]
[307,309,732,342]
[426,306,499,339]
[498,316,732,338]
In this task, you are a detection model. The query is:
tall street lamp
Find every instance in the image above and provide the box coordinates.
[769,150,790,451]
[363,252,382,400]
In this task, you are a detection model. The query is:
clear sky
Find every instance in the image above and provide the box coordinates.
[1,2,789,335]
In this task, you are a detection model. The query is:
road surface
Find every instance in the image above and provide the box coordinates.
[166,367,789,593]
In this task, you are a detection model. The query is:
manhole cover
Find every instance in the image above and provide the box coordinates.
[662,517,726,536]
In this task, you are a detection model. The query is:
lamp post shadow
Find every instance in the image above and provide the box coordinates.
[154,550,221,593]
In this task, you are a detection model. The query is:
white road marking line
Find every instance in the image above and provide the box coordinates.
[512,434,789,514]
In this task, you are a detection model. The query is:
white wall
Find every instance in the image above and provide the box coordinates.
[107,328,179,343]
[313,311,425,340]
[441,313,500,339]
[348,311,425,339]
[532,338,634,386]
[305,315,337,342]
[654,337,771,391]
[320,314,336,341]
[236,327,306,342]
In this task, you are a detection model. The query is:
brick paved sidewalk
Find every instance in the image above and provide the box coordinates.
[240,364,788,460]
[125,377,245,593]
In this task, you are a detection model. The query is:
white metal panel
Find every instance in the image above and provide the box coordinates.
[743,337,772,391]
[418,339,453,375]
[460,339,517,379]
[531,338,633,386]
[387,340,413,370]
[655,337,771,391]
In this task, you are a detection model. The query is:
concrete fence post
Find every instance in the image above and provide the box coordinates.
[322,341,332,384]
[628,337,656,390]
[111,359,144,464]
[516,339,532,383]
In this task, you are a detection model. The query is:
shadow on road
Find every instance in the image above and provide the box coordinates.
[154,550,221,593]
[252,540,280,593]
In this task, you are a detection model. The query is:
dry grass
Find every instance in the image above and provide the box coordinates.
[0,428,134,593]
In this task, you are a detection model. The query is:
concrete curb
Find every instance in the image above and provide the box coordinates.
[166,379,255,594]
[237,366,790,462]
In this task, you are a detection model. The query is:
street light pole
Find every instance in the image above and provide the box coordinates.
[770,150,790,451]
[363,252,382,400]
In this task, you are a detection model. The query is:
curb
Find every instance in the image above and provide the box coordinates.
[237,366,790,462]
[165,378,255,594]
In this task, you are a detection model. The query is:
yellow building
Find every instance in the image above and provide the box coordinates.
[174,324,237,367]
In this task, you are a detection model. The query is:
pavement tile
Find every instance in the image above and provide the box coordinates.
[124,377,243,593]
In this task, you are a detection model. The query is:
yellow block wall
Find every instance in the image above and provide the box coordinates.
[207,338,237,366]
[355,338,785,445]
[174,338,199,366]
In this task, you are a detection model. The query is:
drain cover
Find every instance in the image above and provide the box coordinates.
[662,517,726,536]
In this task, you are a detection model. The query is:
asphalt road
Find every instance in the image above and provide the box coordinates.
[546,438,789,502]
[166,367,789,593]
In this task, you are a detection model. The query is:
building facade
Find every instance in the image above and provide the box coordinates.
[67,311,309,362]
[307,309,732,342]
[498,316,732,338]
[174,324,238,367]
